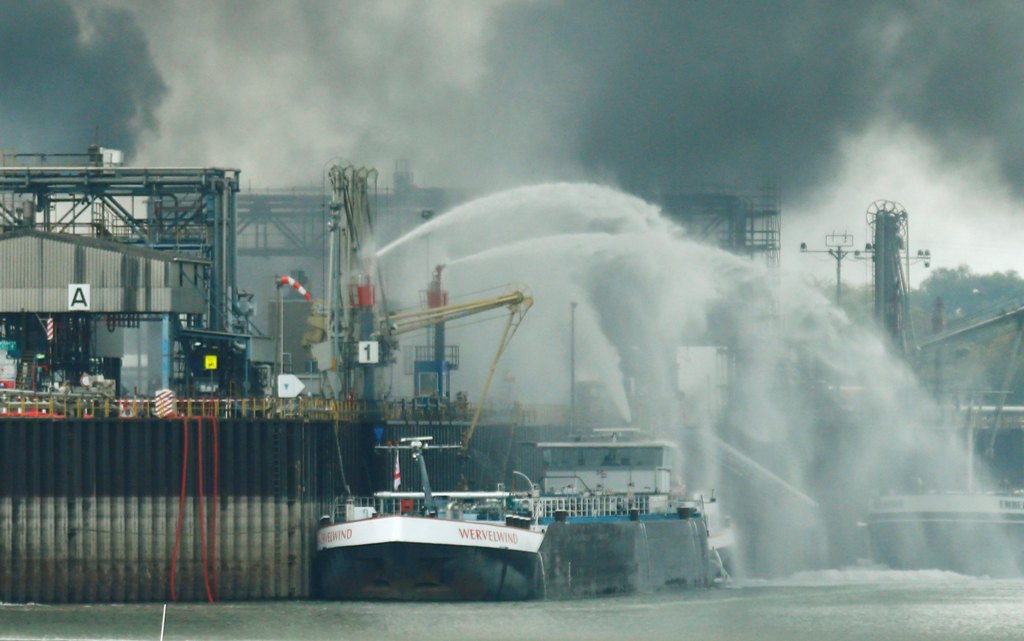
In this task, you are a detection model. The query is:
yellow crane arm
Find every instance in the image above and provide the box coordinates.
[371,284,533,457]
[381,290,529,337]
[460,294,533,455]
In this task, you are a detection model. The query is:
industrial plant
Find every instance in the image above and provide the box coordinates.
[1,145,1021,602]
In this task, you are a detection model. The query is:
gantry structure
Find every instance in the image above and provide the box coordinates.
[0,147,266,395]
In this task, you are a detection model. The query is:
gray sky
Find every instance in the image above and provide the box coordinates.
[4,0,1024,284]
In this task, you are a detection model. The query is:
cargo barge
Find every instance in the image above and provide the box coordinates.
[317,435,727,600]
[867,492,1024,577]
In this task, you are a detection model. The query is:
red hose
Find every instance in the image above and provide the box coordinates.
[170,417,189,602]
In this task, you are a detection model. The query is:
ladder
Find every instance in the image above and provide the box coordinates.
[15,354,33,390]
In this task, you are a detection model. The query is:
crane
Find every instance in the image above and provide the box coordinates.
[380,284,532,454]
[320,163,531,453]
[382,289,531,338]
[324,165,380,400]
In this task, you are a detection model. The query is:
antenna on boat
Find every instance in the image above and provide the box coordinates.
[401,435,433,446]
[398,438,434,513]
[373,437,459,515]
[374,436,459,451]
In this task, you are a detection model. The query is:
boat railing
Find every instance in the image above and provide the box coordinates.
[331,491,693,522]
[0,390,351,420]
[333,493,513,521]
[529,494,651,519]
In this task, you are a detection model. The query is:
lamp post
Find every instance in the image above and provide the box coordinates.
[421,209,434,275]
[800,232,855,305]
[803,228,932,350]
[512,469,541,522]
[570,301,577,433]
[512,470,538,495]
[277,281,284,379]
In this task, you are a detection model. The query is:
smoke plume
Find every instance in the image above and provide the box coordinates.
[8,0,1024,207]
[0,0,165,157]
[483,1,1024,198]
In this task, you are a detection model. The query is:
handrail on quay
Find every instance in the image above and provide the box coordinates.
[0,389,555,424]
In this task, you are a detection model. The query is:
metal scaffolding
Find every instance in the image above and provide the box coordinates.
[0,148,262,396]
[656,183,782,268]
[868,200,911,354]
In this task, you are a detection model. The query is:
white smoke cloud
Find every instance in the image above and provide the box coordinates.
[377,182,980,575]
[118,0,543,189]
[85,0,1024,282]
[789,122,1024,288]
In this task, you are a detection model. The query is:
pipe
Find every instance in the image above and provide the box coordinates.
[413,443,434,514]
[277,283,284,379]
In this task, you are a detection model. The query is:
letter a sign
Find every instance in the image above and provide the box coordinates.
[68,284,91,311]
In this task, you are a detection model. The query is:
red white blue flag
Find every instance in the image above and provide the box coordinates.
[393,451,401,490]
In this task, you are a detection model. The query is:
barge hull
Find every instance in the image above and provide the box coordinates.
[317,516,712,601]
[317,541,542,601]
[868,517,1024,576]
[539,518,711,598]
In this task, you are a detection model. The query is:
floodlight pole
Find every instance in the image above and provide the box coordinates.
[800,232,855,305]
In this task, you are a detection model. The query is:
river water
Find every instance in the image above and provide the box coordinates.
[2,569,1021,641]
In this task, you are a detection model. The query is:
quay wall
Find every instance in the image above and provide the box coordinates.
[0,408,567,603]
[0,417,342,603]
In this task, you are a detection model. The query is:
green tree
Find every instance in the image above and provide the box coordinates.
[913,265,1024,333]
[911,265,1024,403]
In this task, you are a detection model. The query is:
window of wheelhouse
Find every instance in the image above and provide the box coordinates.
[541,446,664,468]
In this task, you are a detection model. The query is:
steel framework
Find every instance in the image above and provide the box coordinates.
[0,149,259,395]
[657,184,782,268]
[868,200,911,353]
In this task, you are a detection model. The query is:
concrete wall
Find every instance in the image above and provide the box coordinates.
[0,415,565,603]
[0,417,341,603]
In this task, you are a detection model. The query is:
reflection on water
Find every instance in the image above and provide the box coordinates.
[1,571,1022,641]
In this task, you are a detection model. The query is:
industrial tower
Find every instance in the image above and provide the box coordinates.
[0,147,267,396]
[868,200,913,354]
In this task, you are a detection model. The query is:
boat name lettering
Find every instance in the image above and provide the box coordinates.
[321,527,353,543]
[1000,500,1024,510]
[457,527,519,544]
